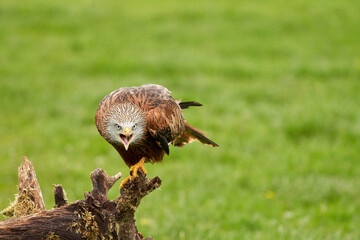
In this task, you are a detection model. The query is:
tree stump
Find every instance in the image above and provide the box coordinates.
[0,157,161,240]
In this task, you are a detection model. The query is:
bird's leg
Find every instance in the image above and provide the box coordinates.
[120,157,147,188]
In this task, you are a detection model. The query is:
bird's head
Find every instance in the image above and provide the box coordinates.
[105,104,146,150]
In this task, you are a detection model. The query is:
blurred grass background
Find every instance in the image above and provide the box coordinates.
[1,0,360,239]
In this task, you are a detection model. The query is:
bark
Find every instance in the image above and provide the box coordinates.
[0,157,161,240]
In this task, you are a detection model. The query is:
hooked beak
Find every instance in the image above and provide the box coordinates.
[119,128,133,150]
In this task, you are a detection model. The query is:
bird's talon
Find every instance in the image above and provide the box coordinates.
[129,157,147,177]
[121,158,147,188]
[120,176,131,188]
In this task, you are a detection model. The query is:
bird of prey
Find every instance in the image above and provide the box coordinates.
[95,84,218,187]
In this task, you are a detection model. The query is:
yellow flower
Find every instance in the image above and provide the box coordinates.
[139,218,152,226]
[265,190,275,199]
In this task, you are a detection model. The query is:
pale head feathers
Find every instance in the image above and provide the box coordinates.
[104,103,146,146]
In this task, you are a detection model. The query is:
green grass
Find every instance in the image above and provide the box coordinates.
[1,0,360,239]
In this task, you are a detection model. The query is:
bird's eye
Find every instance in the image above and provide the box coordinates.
[115,124,122,130]
[132,124,137,130]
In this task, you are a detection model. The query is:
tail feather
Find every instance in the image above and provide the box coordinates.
[174,122,218,147]
[184,123,218,147]
[179,101,202,109]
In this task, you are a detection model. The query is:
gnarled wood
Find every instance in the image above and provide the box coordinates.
[0,157,161,240]
[53,184,67,208]
[18,156,45,211]
[1,157,45,218]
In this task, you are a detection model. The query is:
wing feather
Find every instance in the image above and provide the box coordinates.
[144,85,185,153]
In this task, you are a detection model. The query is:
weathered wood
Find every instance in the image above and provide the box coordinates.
[0,203,82,239]
[117,171,161,240]
[0,157,161,240]
[53,184,67,208]
[1,157,45,218]
[18,156,45,211]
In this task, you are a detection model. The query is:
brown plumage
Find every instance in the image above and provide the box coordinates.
[95,84,218,184]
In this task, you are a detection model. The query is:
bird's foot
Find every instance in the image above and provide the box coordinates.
[129,157,147,177]
[120,157,147,188]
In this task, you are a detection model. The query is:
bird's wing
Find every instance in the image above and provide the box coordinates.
[140,85,185,155]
